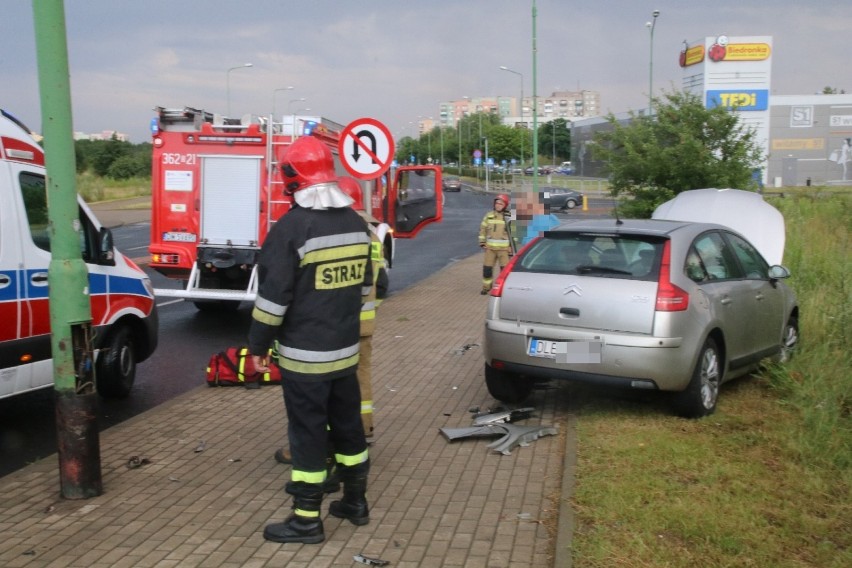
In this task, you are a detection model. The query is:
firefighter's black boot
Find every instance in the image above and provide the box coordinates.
[263,488,324,544]
[329,476,369,526]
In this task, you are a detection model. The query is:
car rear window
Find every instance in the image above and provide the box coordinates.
[515,232,664,280]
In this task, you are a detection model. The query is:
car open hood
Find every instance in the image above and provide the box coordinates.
[652,188,785,265]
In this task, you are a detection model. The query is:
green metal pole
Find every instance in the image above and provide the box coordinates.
[33,0,102,498]
[511,0,542,249]
[532,0,539,199]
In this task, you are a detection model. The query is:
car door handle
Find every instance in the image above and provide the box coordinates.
[720,297,732,305]
[755,293,764,301]
[31,273,49,284]
[559,307,580,317]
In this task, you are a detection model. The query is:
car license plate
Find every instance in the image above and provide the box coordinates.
[528,338,559,359]
[162,231,197,243]
[528,338,602,364]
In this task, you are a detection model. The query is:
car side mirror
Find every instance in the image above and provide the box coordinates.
[99,227,116,265]
[768,265,790,280]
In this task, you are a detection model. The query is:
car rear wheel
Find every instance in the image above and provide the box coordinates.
[672,337,720,418]
[96,324,137,399]
[485,364,533,403]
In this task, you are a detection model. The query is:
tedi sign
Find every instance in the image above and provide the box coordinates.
[680,35,773,185]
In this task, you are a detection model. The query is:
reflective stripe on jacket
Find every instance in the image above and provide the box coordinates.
[359,234,383,336]
[248,205,372,381]
[479,210,511,250]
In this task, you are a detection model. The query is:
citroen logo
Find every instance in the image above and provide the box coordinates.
[563,284,582,296]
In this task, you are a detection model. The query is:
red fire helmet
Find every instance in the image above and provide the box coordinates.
[278,136,337,194]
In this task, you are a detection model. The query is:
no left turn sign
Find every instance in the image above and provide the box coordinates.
[338,118,395,180]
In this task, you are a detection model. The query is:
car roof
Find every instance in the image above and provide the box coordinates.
[544,217,708,237]
[652,188,785,265]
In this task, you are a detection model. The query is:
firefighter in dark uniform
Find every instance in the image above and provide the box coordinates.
[479,193,512,294]
[249,136,372,544]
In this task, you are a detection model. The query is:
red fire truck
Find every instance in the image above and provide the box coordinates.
[148,106,442,309]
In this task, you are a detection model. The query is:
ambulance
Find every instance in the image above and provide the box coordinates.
[0,109,158,400]
[148,106,443,309]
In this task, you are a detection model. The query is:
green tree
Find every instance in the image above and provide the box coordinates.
[89,136,132,176]
[537,118,571,164]
[591,90,764,218]
[822,86,846,94]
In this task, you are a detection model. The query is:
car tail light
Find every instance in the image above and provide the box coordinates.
[490,238,539,297]
[655,240,689,311]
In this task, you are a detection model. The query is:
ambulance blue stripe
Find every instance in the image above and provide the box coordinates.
[0,270,151,301]
[0,270,20,302]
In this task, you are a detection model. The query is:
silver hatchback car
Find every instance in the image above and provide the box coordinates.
[484,211,798,418]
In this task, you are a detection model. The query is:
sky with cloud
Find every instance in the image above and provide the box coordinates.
[3,1,849,142]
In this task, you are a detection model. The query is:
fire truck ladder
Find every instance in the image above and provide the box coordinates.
[265,115,292,230]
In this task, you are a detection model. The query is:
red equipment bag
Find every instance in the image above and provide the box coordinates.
[206,347,281,388]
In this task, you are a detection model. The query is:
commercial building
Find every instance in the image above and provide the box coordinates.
[571,35,852,187]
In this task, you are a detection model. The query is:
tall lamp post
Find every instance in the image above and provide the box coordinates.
[457,112,462,171]
[271,86,294,121]
[499,65,524,167]
[288,97,307,141]
[646,10,660,115]
[226,63,253,117]
[439,124,445,166]
[428,116,434,162]
[462,96,471,166]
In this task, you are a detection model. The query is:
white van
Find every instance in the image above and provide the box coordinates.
[0,109,158,400]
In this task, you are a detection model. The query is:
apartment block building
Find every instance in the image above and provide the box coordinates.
[437,90,601,130]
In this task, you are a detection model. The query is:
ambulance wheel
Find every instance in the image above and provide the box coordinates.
[96,325,136,398]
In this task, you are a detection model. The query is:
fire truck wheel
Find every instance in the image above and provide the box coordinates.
[96,325,136,399]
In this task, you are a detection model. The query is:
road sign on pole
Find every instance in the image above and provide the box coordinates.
[339,118,395,180]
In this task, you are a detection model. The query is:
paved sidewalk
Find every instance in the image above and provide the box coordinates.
[0,254,576,568]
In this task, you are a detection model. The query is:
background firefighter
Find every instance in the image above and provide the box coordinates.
[249,136,372,544]
[337,176,385,442]
[478,193,512,294]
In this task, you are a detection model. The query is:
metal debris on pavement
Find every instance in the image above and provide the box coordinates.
[486,424,558,455]
[353,553,390,566]
[472,407,535,426]
[439,405,558,454]
[126,456,151,469]
[453,342,480,355]
[439,424,507,442]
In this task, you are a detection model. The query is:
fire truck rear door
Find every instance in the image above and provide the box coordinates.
[199,155,262,246]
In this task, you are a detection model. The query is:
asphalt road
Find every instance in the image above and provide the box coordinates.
[0,189,492,477]
[0,186,613,477]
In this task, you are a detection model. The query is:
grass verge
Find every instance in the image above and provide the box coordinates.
[76,172,150,203]
[571,190,851,567]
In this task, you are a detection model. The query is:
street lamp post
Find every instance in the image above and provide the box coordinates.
[439,125,444,166]
[288,98,307,141]
[484,136,490,192]
[428,116,433,162]
[499,65,524,167]
[646,10,660,115]
[226,63,252,117]
[271,86,294,121]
